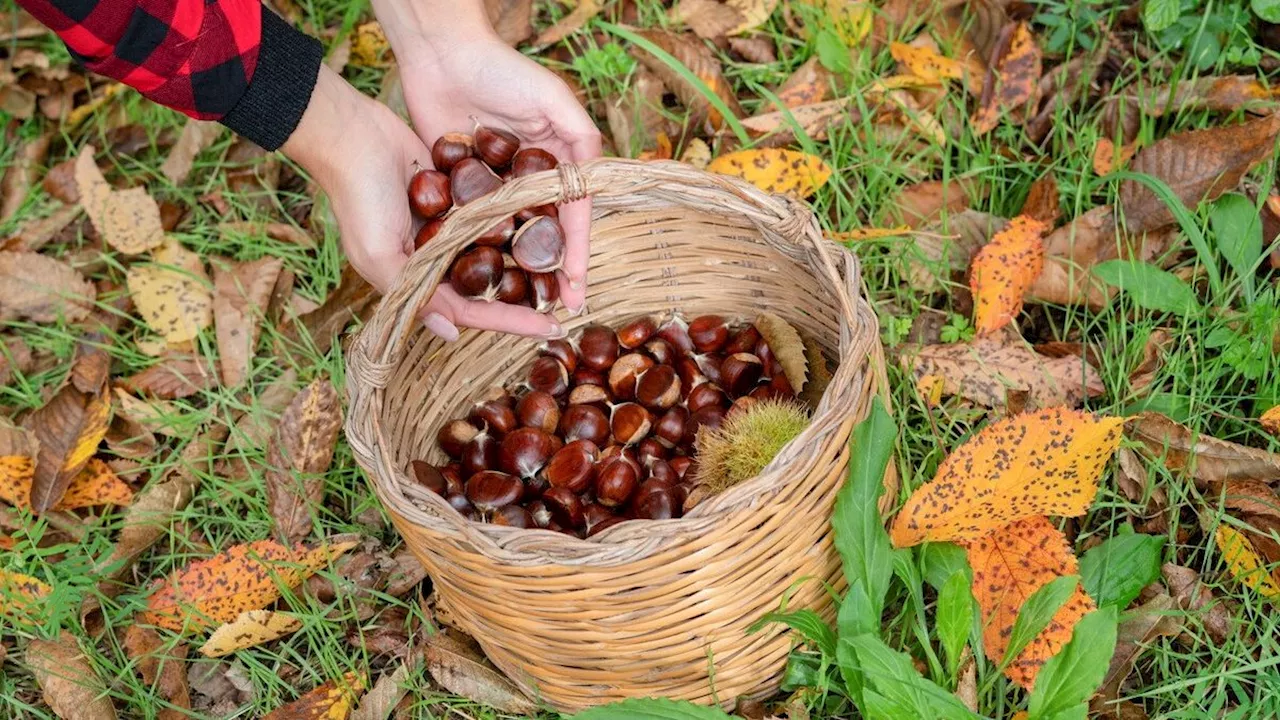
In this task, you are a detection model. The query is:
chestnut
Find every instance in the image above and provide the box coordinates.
[475,216,516,247]
[654,407,688,448]
[647,458,679,485]
[636,365,680,409]
[688,315,729,353]
[608,353,654,400]
[516,204,559,223]
[529,272,559,313]
[411,460,448,496]
[492,505,534,528]
[540,339,579,374]
[685,405,727,445]
[721,353,764,397]
[584,502,614,531]
[686,383,728,413]
[725,325,762,355]
[528,500,552,528]
[528,356,570,396]
[579,325,620,371]
[657,315,695,356]
[561,405,611,445]
[588,516,625,537]
[450,246,504,300]
[611,403,652,445]
[469,399,517,437]
[446,492,475,517]
[542,486,584,529]
[511,216,566,273]
[432,132,474,174]
[499,427,559,479]
[441,464,466,494]
[511,147,558,177]
[643,338,678,365]
[755,338,774,370]
[600,445,641,474]
[669,455,693,479]
[516,390,561,433]
[573,368,607,387]
[438,419,480,458]
[496,266,529,305]
[523,473,549,502]
[637,488,677,520]
[408,167,452,219]
[695,353,725,387]
[466,470,523,513]
[475,125,521,167]
[770,372,796,399]
[728,395,760,419]
[414,217,446,249]
[460,430,500,477]
[595,459,639,508]
[544,439,599,493]
[749,385,773,401]
[568,384,610,406]
[617,316,658,349]
[450,157,503,205]
[637,437,667,466]
[478,387,515,407]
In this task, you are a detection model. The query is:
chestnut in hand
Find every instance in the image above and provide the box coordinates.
[511,216,566,273]
[450,158,503,205]
[511,147,558,177]
[408,167,452,219]
[450,246,504,300]
[475,125,521,168]
[432,133,474,174]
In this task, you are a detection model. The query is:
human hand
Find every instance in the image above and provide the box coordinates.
[283,67,567,341]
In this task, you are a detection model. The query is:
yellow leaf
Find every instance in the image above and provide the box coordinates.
[680,138,712,169]
[0,568,52,618]
[726,0,778,34]
[970,22,1042,135]
[126,246,213,344]
[889,407,1126,547]
[263,672,366,720]
[916,373,945,408]
[74,146,164,255]
[967,516,1096,689]
[0,423,37,507]
[1258,405,1279,438]
[706,148,832,197]
[350,22,391,67]
[809,0,871,44]
[890,42,965,85]
[55,458,134,510]
[296,535,363,574]
[869,74,943,91]
[827,225,912,241]
[1092,137,1137,177]
[1215,525,1280,599]
[970,215,1047,335]
[200,610,303,657]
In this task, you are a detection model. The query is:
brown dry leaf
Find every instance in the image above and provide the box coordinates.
[1094,594,1182,711]
[219,221,316,248]
[485,0,533,46]
[277,264,376,356]
[885,178,978,229]
[909,210,1006,291]
[199,610,303,658]
[113,389,184,438]
[966,515,1096,689]
[74,146,164,255]
[1163,563,1230,643]
[1134,75,1280,119]
[969,215,1047,335]
[706,149,832,197]
[1127,412,1280,487]
[24,349,111,512]
[425,634,536,714]
[741,98,859,144]
[1,133,51,223]
[1026,205,1124,307]
[213,257,284,387]
[120,354,216,399]
[267,377,342,544]
[43,156,80,204]
[828,226,912,242]
[161,120,221,185]
[0,337,35,387]
[127,243,213,344]
[1262,406,1280,438]
[1120,113,1280,236]
[219,369,299,479]
[890,407,1126,546]
[1128,329,1171,395]
[1216,479,1280,521]
[1020,173,1060,226]
[27,631,119,720]
[123,625,192,720]
[351,662,413,720]
[728,36,777,63]
[775,57,832,108]
[536,0,601,46]
[56,458,133,509]
[1215,525,1280,599]
[263,672,365,720]
[798,338,832,410]
[901,338,1104,409]
[0,251,95,323]
[3,204,83,253]
[1092,137,1138,177]
[754,312,807,391]
[632,30,744,130]
[606,68,671,158]
[971,21,1042,135]
[675,0,776,39]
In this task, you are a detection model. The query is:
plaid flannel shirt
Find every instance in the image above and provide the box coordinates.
[17,0,322,149]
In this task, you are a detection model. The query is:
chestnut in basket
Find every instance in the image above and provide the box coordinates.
[432,133,474,174]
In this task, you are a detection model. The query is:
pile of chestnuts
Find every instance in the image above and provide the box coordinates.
[411,314,800,538]
[408,125,564,311]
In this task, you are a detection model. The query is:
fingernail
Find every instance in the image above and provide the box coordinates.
[569,278,583,291]
[567,302,587,317]
[424,312,460,342]
[543,323,567,339]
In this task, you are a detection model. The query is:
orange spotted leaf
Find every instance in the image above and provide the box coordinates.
[971,21,1042,135]
[1261,405,1280,438]
[0,568,52,618]
[970,215,1047,335]
[55,458,134,510]
[0,423,36,507]
[889,408,1126,547]
[263,671,365,720]
[706,148,832,197]
[1215,525,1280,599]
[966,516,1096,689]
[890,42,965,85]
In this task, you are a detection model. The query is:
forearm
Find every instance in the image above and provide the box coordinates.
[369,0,497,56]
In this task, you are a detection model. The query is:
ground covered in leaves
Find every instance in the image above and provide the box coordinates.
[3,0,1280,717]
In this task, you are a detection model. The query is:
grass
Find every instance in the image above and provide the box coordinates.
[3,0,1280,716]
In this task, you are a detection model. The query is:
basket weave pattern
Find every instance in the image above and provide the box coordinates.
[345,159,886,711]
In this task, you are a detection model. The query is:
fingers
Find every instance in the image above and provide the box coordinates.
[557,196,591,311]
[426,284,566,339]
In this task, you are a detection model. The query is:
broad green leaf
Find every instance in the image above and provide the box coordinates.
[781,650,824,691]
[1003,576,1081,668]
[1093,260,1201,316]
[569,697,734,719]
[937,570,974,674]
[847,635,982,719]
[1256,0,1280,23]
[1079,532,1165,610]
[815,28,852,74]
[1028,607,1119,719]
[1144,0,1181,31]
[863,689,919,720]
[921,542,970,591]
[1210,193,1263,299]
[1043,706,1089,720]
[751,609,837,657]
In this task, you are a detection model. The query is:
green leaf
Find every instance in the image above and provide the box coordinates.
[1003,576,1080,668]
[863,688,919,720]
[936,570,974,674]
[1043,706,1089,720]
[1079,533,1165,610]
[1027,607,1120,720]
[1256,0,1280,23]
[921,543,970,591]
[752,609,837,657]
[782,649,824,692]
[568,697,735,719]
[815,28,852,74]
[1210,193,1263,299]
[1144,0,1181,31]
[833,399,896,635]
[847,635,982,720]
[1093,260,1201,316]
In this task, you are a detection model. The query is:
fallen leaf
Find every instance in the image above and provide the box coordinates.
[267,377,342,544]
[675,0,777,38]
[349,22,392,67]
[1020,173,1060,226]
[1093,594,1182,712]
[351,662,414,720]
[754,312,807,391]
[0,568,52,617]
[1215,524,1280,599]
[890,42,966,85]
[24,348,111,512]
[971,21,1042,134]
[966,516,1096,689]
[425,634,536,714]
[886,178,978,229]
[1026,205,1129,307]
[123,625,192,720]
[774,57,832,108]
[909,210,1006,291]
[218,369,299,479]
[728,36,777,63]
[900,338,1104,409]
[969,215,1047,335]
[75,146,164,255]
[218,221,316,248]
[55,458,133,509]
[1092,138,1138,177]
[3,204,83,253]
[1132,75,1280,119]
[1127,412,1280,486]
[0,251,95,323]
[1119,113,1280,236]
[27,631,119,720]
[277,264,376,356]
[1216,479,1280,521]
[1261,406,1280,438]
[605,68,671,158]
[632,30,744,130]
[741,98,859,143]
[1163,563,1230,643]
[119,354,216,399]
[809,0,872,43]
[679,138,712,169]
[828,226,912,242]
[199,610,303,658]
[890,407,1126,546]
[263,672,365,720]
[126,247,213,344]
[112,389,185,438]
[484,0,533,45]
[1,132,51,223]
[213,257,284,387]
[706,148,832,197]
[537,0,601,45]
[0,337,35,387]
[161,120,221,185]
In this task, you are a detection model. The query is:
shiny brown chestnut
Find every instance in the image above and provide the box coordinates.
[523,472,549,502]
[496,266,529,305]
[431,132,473,174]
[595,459,639,508]
[721,353,764,397]
[608,353,654,400]
[584,502,614,531]
[413,217,446,249]
[643,338,678,365]
[449,246,504,300]
[437,419,480,458]
[560,405,611,445]
[528,500,552,528]
[688,315,729,353]
[408,167,451,219]
[511,216,566,273]
[657,315,695,356]
[654,407,688,448]
[636,437,667,465]
[617,316,658,349]
[441,464,466,494]
[469,399,518,437]
[770,372,796,399]
[466,470,523,512]
[579,324,620,371]
[647,458,679,485]
[685,405,727,445]
[528,356,570,396]
[588,515,626,537]
[511,147,558,177]
[474,216,516,247]
[460,430,500,477]
[411,460,448,496]
[516,204,558,222]
[529,272,559,313]
[544,439,599,493]
[636,365,681,409]
[540,338,579,374]
[568,384,611,406]
[516,390,560,433]
[475,125,520,167]
[695,353,725,387]
[749,385,773,401]
[542,486,584,529]
[686,383,728,413]
[610,403,652,445]
[492,505,534,528]
[498,427,559,479]
[573,367,607,387]
[725,325,762,355]
[450,157,503,205]
[728,395,760,419]
[446,492,475,517]
[755,338,775,370]
[669,455,693,479]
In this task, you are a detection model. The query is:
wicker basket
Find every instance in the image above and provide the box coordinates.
[344,159,888,712]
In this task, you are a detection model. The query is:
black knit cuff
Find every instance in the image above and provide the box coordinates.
[220,9,323,151]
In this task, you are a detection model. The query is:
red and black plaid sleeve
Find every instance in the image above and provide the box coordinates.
[16,0,322,150]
